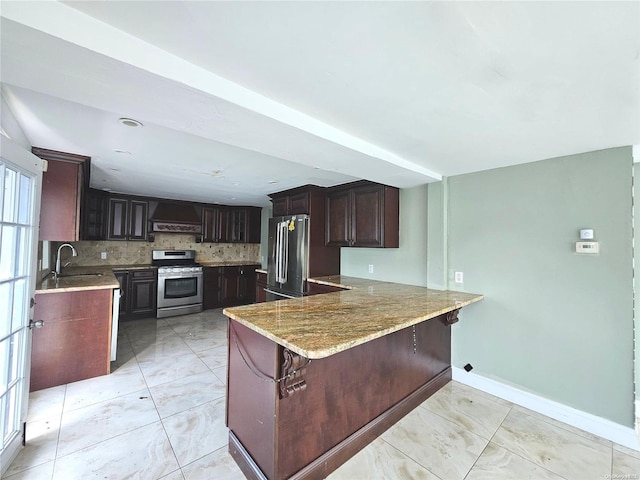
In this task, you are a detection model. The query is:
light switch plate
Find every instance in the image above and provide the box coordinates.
[454,271,464,283]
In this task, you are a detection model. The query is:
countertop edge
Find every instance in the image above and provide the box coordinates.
[224,280,484,359]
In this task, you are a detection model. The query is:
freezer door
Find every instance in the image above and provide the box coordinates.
[267,215,309,295]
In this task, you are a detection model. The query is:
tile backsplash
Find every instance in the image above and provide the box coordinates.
[55,234,261,267]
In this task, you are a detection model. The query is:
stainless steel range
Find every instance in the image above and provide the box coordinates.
[152,250,203,318]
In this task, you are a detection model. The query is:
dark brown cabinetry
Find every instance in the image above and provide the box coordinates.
[203,266,222,310]
[82,188,108,240]
[255,271,267,303]
[114,268,157,320]
[31,289,112,391]
[107,197,148,241]
[271,189,310,216]
[326,181,399,248]
[269,185,341,278]
[201,207,261,244]
[33,147,89,241]
[203,265,260,309]
[202,207,224,243]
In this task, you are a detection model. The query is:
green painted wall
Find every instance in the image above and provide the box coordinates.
[446,147,634,426]
[340,185,429,286]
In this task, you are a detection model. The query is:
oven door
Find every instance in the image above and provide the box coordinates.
[158,272,203,308]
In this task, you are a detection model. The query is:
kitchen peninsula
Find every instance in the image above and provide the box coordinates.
[223,276,483,480]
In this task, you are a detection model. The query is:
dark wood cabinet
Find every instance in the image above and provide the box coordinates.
[221,267,240,306]
[269,185,341,278]
[114,268,157,320]
[203,266,222,309]
[326,181,399,248]
[33,147,89,241]
[255,271,267,303]
[107,197,148,241]
[129,270,157,316]
[270,188,310,216]
[202,207,222,243]
[228,207,261,243]
[82,188,108,240]
[204,265,260,309]
[201,206,260,244]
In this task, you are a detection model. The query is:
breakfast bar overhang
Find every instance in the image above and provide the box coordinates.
[223,276,483,480]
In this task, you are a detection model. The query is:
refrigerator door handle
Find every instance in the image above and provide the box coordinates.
[276,220,289,284]
[282,223,289,284]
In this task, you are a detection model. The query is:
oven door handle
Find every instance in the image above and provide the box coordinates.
[158,274,203,280]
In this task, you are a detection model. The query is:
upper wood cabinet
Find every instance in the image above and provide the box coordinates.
[33,147,89,241]
[202,206,261,244]
[326,181,399,248]
[270,187,313,216]
[107,197,148,241]
[270,185,334,217]
[81,188,108,240]
[230,207,261,243]
[202,207,223,243]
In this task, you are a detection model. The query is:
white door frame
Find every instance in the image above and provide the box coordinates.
[0,135,42,475]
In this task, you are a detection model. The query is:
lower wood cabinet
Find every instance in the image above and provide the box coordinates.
[114,268,157,320]
[31,289,113,391]
[204,265,260,309]
[256,271,267,303]
[203,266,222,310]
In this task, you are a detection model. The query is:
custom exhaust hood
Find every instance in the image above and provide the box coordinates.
[149,202,202,234]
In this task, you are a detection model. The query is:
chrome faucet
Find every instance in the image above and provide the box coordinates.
[54,243,77,279]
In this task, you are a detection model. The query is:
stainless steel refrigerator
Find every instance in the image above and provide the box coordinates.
[266,215,310,300]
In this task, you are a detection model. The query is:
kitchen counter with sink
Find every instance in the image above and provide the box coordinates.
[36,266,123,293]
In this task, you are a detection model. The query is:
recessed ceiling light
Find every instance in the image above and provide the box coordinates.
[109,168,121,172]
[231,197,237,201]
[268,180,279,184]
[231,182,240,186]
[118,117,143,127]
[113,149,131,154]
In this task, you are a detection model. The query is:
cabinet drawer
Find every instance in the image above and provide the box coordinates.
[131,269,156,279]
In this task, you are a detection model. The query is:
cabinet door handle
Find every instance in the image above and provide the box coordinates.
[28,320,45,329]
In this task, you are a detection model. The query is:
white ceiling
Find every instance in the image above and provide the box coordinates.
[1,1,639,206]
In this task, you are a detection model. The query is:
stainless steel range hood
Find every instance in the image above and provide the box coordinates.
[149,202,202,234]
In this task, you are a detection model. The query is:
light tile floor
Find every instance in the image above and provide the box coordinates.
[4,309,640,480]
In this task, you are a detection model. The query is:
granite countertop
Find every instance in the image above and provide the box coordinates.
[36,266,121,293]
[199,261,262,267]
[223,275,483,359]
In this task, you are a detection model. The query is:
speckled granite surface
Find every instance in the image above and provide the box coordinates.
[36,266,122,293]
[224,276,483,359]
[199,261,261,267]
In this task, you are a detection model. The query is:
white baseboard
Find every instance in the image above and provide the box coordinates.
[452,367,639,451]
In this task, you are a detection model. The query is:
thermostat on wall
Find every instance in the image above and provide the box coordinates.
[576,241,599,254]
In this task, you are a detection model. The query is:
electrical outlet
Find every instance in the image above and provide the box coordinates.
[100,252,107,260]
[368,264,374,274]
[454,271,464,283]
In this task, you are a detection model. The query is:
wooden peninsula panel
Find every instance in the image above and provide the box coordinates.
[31,288,113,391]
[224,276,483,479]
